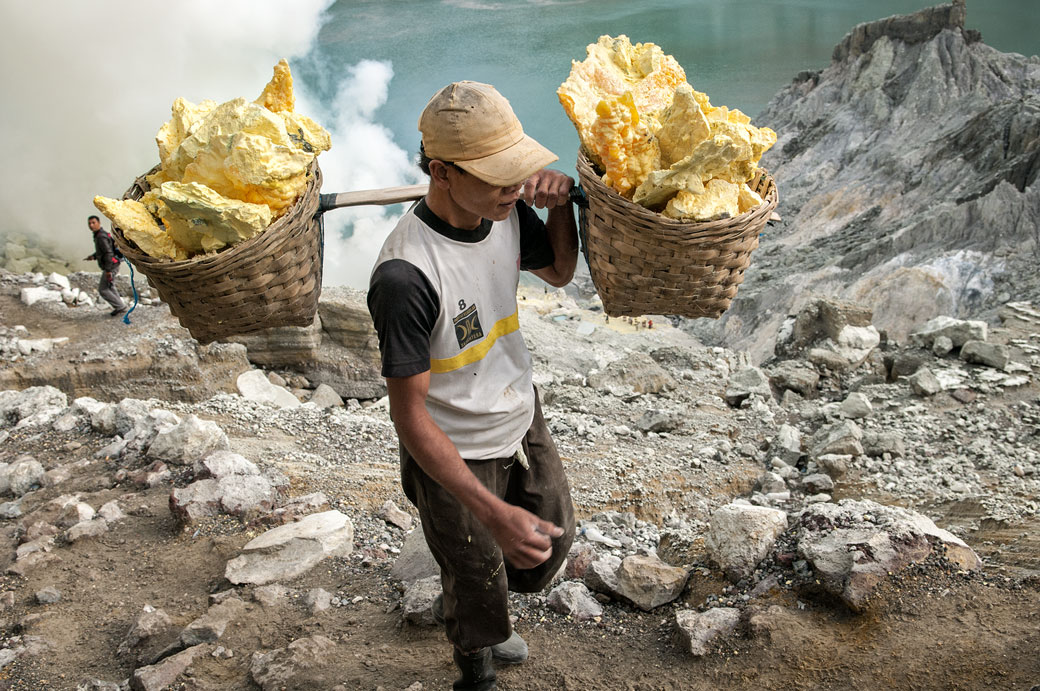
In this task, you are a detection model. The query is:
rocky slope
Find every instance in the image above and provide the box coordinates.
[687,0,1040,362]
[0,267,1038,689]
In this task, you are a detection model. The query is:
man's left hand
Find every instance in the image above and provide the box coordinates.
[522,170,574,209]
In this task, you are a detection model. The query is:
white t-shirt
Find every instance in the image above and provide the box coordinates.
[369,199,555,459]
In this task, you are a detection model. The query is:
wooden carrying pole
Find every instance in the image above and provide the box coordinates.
[318,184,428,212]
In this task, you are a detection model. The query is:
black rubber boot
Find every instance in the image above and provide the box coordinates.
[452,647,497,690]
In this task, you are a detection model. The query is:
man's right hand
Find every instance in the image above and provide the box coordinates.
[104,271,113,282]
[488,503,564,569]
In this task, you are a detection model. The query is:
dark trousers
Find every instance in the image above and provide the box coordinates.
[98,266,126,310]
[400,391,575,651]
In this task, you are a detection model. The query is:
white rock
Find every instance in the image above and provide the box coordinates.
[2,458,46,497]
[20,286,62,307]
[772,424,802,464]
[237,370,301,409]
[225,510,354,585]
[98,500,126,522]
[147,414,229,465]
[196,451,260,479]
[308,383,344,409]
[45,273,70,291]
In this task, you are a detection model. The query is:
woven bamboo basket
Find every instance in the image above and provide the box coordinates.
[111,161,324,344]
[575,151,777,319]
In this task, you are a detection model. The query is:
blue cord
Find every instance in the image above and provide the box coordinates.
[122,260,139,325]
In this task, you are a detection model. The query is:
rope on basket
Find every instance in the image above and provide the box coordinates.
[122,260,139,326]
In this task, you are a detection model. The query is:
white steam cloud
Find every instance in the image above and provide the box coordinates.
[300,60,422,288]
[0,1,416,289]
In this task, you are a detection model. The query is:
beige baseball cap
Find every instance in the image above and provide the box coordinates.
[419,81,558,187]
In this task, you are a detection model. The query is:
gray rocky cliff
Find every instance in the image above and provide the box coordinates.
[684,0,1040,362]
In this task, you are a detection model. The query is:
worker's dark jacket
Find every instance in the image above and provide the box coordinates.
[92,230,120,271]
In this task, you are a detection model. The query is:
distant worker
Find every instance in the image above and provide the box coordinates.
[84,215,127,316]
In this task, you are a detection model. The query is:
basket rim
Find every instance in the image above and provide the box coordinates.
[576,150,778,234]
[112,159,322,271]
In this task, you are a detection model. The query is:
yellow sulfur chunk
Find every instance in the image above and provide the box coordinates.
[163,98,294,183]
[280,111,332,155]
[158,182,273,254]
[738,183,764,214]
[156,98,217,171]
[632,166,705,210]
[112,59,330,261]
[558,35,685,164]
[656,84,711,167]
[705,104,752,125]
[664,178,741,221]
[93,195,189,261]
[255,58,294,113]
[182,132,313,217]
[687,129,752,181]
[560,36,776,212]
[589,92,660,198]
[635,132,747,208]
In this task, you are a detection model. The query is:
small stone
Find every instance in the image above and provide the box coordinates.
[839,392,872,419]
[305,588,332,614]
[801,473,835,494]
[378,500,413,531]
[674,607,740,656]
[932,335,954,357]
[908,368,943,396]
[212,645,234,659]
[547,581,603,621]
[253,584,289,607]
[35,587,61,604]
[401,576,442,626]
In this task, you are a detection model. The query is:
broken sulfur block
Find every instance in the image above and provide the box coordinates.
[559,35,775,220]
[158,181,273,254]
[95,59,331,261]
[92,195,189,261]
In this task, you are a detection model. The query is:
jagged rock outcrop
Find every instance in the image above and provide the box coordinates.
[687,0,1040,361]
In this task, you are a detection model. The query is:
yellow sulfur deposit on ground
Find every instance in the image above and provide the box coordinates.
[559,35,775,221]
[94,59,330,260]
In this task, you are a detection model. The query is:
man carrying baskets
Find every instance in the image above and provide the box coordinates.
[84,215,128,317]
[368,81,579,690]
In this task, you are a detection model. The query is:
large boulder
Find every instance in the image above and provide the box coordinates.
[796,499,982,611]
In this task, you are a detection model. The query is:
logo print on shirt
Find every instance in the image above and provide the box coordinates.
[453,300,484,349]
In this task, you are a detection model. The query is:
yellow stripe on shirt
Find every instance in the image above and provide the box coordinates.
[430,310,520,374]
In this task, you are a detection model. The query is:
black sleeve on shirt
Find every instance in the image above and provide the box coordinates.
[517,200,555,271]
[367,258,439,379]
